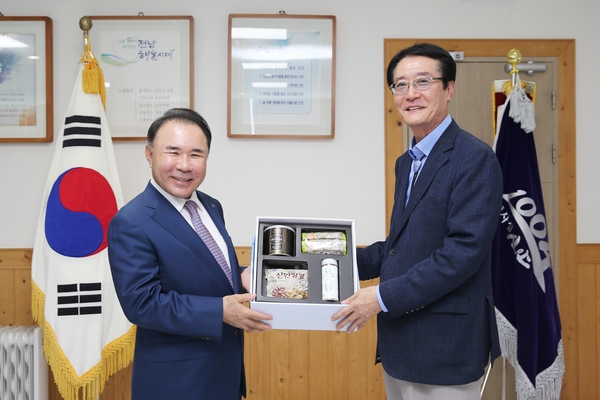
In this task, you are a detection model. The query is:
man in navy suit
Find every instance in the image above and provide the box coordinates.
[108,108,272,400]
[333,43,503,399]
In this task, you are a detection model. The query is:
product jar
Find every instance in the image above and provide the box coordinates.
[321,258,339,301]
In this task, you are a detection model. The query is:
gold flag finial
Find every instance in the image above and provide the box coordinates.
[79,16,93,35]
[507,48,521,73]
[507,48,522,89]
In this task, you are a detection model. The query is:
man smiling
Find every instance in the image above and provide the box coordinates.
[108,108,271,400]
[333,43,503,400]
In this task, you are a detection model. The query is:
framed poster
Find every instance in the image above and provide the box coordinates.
[88,15,193,140]
[228,14,336,139]
[0,16,53,142]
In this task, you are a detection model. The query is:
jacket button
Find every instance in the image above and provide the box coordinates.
[234,329,241,336]
[390,249,397,256]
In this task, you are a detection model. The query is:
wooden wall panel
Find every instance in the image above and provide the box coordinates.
[577,263,597,399]
[597,268,600,400]
[574,245,600,400]
[0,267,15,325]
[237,246,385,400]
[0,247,385,400]
[3,242,597,399]
[0,249,33,326]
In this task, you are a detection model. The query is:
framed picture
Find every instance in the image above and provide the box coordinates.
[87,15,193,140]
[228,14,336,139]
[0,16,53,142]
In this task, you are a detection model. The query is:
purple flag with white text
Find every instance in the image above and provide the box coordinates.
[492,79,564,400]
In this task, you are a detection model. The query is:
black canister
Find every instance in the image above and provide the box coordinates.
[265,225,295,256]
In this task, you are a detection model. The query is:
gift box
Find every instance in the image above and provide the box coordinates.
[250,217,358,330]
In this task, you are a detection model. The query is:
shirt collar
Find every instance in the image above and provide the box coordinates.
[149,179,202,213]
[410,114,452,157]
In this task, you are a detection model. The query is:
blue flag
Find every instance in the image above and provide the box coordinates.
[492,79,564,400]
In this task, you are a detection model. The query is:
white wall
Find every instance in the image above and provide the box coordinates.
[1,0,599,247]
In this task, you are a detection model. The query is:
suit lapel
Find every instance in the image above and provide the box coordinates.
[388,121,459,242]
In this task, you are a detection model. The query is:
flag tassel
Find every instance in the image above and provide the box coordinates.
[80,31,107,110]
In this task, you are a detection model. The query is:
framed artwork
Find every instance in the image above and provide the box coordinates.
[87,15,193,140]
[228,14,336,139]
[0,16,53,142]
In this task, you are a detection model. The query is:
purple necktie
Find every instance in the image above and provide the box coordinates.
[406,147,425,207]
[184,200,234,288]
[410,146,425,189]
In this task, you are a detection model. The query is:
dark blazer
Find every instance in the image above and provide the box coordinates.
[358,119,502,385]
[108,183,245,400]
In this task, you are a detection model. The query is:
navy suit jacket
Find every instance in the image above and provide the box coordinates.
[108,183,245,400]
[358,120,503,385]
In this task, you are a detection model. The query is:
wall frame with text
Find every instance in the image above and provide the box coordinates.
[87,15,193,140]
[0,16,53,142]
[228,14,336,139]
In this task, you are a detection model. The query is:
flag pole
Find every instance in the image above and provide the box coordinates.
[484,48,524,398]
[480,362,492,397]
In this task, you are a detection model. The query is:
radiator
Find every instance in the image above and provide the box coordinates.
[0,326,48,400]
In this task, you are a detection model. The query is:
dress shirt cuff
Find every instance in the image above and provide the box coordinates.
[376,285,388,312]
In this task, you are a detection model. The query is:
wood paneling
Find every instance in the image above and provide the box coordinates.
[577,263,597,397]
[237,246,385,400]
[0,249,33,326]
[1,240,598,400]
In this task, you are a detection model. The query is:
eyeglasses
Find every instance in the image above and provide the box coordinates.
[389,76,444,95]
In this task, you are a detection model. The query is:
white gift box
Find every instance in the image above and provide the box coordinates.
[250,217,359,330]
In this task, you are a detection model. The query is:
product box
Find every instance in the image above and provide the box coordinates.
[250,217,359,330]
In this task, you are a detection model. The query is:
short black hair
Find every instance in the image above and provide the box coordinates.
[147,108,212,150]
[386,42,456,90]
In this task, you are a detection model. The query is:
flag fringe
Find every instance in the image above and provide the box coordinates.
[495,308,564,400]
[32,281,136,400]
[32,278,46,324]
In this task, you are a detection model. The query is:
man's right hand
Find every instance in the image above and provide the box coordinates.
[223,293,273,333]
